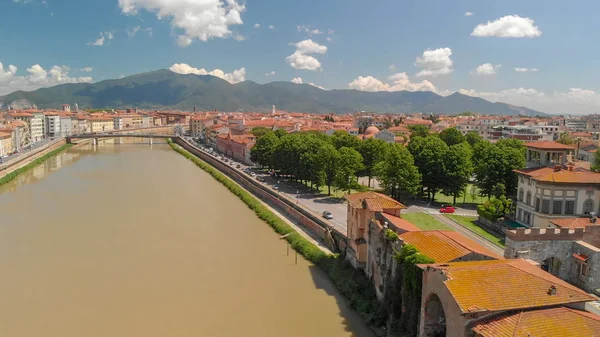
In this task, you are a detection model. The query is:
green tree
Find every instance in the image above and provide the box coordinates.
[465,132,484,147]
[358,138,387,188]
[557,132,575,145]
[441,142,473,204]
[250,131,280,168]
[473,139,525,198]
[274,128,288,138]
[273,133,303,177]
[336,147,364,194]
[492,183,506,198]
[408,125,429,139]
[408,136,449,201]
[331,130,361,150]
[374,143,421,199]
[251,126,270,138]
[592,151,600,172]
[439,127,465,146]
[318,143,341,195]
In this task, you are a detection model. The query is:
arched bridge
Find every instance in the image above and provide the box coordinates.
[66,134,176,145]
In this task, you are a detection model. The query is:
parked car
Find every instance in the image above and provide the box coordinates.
[236,164,241,169]
[322,211,334,219]
[250,172,256,177]
[439,205,455,213]
[257,176,265,182]
[273,184,279,190]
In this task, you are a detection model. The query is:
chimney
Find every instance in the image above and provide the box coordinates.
[591,212,597,223]
[547,285,557,296]
[553,165,562,172]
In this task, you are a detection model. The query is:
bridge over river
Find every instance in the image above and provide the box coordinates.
[66,133,175,145]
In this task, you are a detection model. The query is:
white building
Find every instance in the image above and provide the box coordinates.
[142,114,152,128]
[45,115,61,137]
[113,117,124,130]
[512,141,600,228]
[374,129,395,143]
[60,116,72,136]
[30,112,45,142]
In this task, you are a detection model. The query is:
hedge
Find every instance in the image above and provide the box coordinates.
[167,139,387,326]
[477,204,500,222]
[0,144,73,187]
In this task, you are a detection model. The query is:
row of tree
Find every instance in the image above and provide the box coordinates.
[250,125,526,202]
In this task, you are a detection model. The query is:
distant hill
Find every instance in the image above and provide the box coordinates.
[0,69,547,116]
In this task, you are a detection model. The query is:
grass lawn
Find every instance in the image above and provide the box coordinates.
[316,184,372,198]
[401,213,453,231]
[434,183,486,205]
[445,215,505,248]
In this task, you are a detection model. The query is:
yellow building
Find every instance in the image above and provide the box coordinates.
[87,117,115,133]
[0,131,13,156]
[190,116,207,137]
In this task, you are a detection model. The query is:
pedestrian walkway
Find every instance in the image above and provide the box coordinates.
[429,211,478,217]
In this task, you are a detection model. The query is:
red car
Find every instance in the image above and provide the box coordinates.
[439,205,455,213]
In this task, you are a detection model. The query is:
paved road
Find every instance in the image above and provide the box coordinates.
[1,138,56,164]
[413,205,505,256]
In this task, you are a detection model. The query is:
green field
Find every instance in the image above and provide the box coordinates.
[401,213,452,231]
[445,215,505,248]
[433,184,487,206]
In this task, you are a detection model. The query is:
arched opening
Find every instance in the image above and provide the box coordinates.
[423,293,446,337]
[541,257,561,276]
[526,191,532,206]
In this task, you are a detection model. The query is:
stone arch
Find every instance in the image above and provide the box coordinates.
[423,293,447,337]
[541,256,562,276]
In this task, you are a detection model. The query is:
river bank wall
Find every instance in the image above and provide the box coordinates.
[173,137,348,253]
[0,138,68,179]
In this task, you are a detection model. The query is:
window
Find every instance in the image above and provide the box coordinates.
[518,189,524,202]
[535,198,541,212]
[583,199,594,214]
[565,200,575,215]
[552,200,563,215]
[542,199,550,214]
[577,262,589,277]
[526,192,532,206]
[517,208,522,220]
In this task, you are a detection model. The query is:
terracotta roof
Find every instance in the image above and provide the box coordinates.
[423,259,593,313]
[549,217,592,228]
[514,166,600,184]
[380,214,420,232]
[573,253,590,262]
[525,141,575,151]
[345,192,406,211]
[399,231,502,262]
[470,307,600,337]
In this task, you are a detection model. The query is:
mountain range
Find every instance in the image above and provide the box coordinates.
[0,69,546,116]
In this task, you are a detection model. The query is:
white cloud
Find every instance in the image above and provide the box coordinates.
[349,72,436,93]
[389,64,396,72]
[254,23,260,28]
[118,0,245,46]
[458,87,600,114]
[297,25,323,36]
[514,67,539,72]
[471,15,542,38]
[87,31,114,46]
[308,82,325,90]
[291,77,303,84]
[415,47,453,77]
[286,39,327,71]
[127,25,141,37]
[326,37,332,42]
[474,63,501,75]
[145,27,153,37]
[465,12,473,17]
[328,29,334,35]
[80,67,93,72]
[0,62,93,95]
[233,34,246,41]
[169,63,246,83]
[268,25,274,30]
[265,71,276,76]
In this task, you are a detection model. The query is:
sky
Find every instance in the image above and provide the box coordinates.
[1,0,600,114]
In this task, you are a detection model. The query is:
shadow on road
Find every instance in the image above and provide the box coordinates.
[314,197,346,204]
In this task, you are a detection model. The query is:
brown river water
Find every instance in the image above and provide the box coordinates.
[0,139,374,337]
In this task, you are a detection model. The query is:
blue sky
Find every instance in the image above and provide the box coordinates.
[1,0,599,114]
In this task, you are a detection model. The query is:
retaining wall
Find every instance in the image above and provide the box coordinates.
[0,138,67,178]
[173,137,348,253]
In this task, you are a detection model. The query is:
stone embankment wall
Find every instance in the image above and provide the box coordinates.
[173,137,348,253]
[0,138,67,178]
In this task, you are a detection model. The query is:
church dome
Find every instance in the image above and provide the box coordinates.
[364,125,380,135]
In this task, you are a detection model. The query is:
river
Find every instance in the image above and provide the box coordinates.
[0,139,374,337]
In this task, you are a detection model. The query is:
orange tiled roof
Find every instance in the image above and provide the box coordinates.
[399,231,502,262]
[470,307,600,337]
[514,166,600,184]
[345,192,406,211]
[381,214,421,232]
[423,259,593,313]
[549,217,592,228]
[525,141,575,150]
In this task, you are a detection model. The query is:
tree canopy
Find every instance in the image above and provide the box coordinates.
[439,127,465,146]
